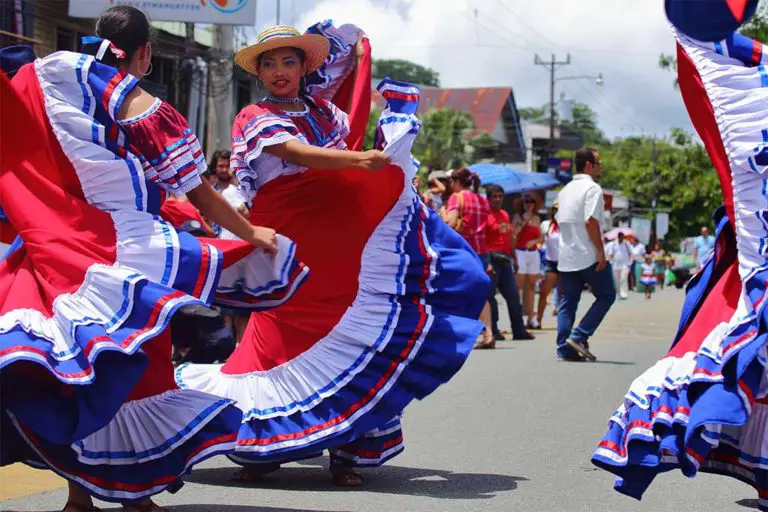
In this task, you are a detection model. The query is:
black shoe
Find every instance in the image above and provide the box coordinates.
[513,331,535,340]
[493,332,506,341]
[556,354,585,362]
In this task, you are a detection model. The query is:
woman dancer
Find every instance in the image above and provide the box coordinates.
[176,23,488,486]
[0,6,307,511]
[592,25,768,510]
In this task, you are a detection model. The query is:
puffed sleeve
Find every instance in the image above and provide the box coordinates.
[230,105,300,203]
[121,100,205,197]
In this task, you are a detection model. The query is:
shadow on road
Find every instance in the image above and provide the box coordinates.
[592,360,636,366]
[186,458,526,500]
[736,498,760,509]
[165,507,344,512]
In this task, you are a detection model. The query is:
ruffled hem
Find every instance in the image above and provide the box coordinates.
[176,77,488,460]
[8,394,240,503]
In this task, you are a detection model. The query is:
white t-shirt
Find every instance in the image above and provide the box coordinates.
[606,240,632,268]
[631,242,646,262]
[218,184,248,240]
[555,174,604,272]
[541,219,560,262]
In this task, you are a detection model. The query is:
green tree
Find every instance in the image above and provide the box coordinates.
[520,102,607,145]
[413,108,475,170]
[596,131,722,245]
[364,107,381,150]
[372,59,440,87]
[469,132,501,161]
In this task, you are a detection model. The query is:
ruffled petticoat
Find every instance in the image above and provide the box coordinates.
[0,53,306,502]
[592,31,768,509]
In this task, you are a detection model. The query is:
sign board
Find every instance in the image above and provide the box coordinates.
[631,217,652,246]
[656,213,669,239]
[69,0,256,25]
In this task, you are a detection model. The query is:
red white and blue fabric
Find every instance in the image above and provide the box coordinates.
[592,29,768,510]
[666,0,759,41]
[176,23,489,468]
[0,52,306,502]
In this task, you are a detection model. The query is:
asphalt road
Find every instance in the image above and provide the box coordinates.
[0,288,756,512]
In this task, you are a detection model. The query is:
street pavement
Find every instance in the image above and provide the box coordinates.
[1,287,757,512]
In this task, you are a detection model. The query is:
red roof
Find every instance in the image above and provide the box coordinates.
[371,85,512,138]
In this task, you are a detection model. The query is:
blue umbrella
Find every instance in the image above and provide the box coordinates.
[469,163,560,195]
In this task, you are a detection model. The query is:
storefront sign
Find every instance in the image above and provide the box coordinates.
[69,0,256,25]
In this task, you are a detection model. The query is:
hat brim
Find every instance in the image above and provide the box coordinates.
[235,34,330,77]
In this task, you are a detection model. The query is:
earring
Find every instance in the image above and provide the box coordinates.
[141,60,154,77]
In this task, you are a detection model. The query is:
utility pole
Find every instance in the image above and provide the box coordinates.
[651,136,658,244]
[211,24,234,152]
[534,53,571,155]
[276,0,281,24]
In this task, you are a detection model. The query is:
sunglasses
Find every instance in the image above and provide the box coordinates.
[524,199,536,204]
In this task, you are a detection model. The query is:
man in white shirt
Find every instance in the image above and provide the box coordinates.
[606,232,632,300]
[554,147,617,362]
[207,149,250,240]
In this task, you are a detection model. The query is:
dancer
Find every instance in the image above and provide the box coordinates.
[176,22,489,486]
[0,6,307,511]
[592,23,768,510]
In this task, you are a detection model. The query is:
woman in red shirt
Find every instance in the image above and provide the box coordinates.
[512,194,544,329]
[485,184,534,341]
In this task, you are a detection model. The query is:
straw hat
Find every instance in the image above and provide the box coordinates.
[234,25,330,77]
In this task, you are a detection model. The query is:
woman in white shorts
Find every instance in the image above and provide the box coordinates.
[513,194,543,328]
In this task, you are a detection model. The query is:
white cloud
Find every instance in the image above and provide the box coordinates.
[259,0,694,139]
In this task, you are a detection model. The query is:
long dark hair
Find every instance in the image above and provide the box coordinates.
[451,167,481,193]
[82,5,151,67]
[207,149,232,174]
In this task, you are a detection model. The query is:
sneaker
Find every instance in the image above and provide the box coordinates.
[566,339,597,361]
[529,318,541,330]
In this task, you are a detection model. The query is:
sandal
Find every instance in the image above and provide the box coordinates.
[231,463,281,483]
[63,503,101,512]
[330,466,364,487]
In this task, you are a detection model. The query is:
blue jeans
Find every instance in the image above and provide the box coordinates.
[556,263,617,357]
[488,255,527,338]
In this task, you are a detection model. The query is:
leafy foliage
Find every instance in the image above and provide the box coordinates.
[412,108,475,170]
[595,130,722,244]
[364,107,381,150]
[372,59,440,87]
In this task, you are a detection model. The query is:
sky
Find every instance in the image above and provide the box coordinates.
[247,0,693,140]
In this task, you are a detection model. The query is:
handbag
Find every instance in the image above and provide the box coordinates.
[489,251,513,266]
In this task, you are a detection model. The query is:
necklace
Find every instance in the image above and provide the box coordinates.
[266,95,302,105]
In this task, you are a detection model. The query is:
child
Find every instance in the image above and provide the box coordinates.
[640,254,657,299]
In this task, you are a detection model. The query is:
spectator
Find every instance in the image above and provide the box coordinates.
[423,170,448,211]
[651,240,667,290]
[555,147,616,362]
[206,150,249,239]
[444,168,495,349]
[512,194,543,328]
[606,232,632,300]
[693,225,715,268]
[640,253,657,299]
[485,184,535,341]
[629,236,646,291]
[537,200,561,326]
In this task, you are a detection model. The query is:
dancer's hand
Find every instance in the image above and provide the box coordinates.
[357,150,391,171]
[245,226,277,255]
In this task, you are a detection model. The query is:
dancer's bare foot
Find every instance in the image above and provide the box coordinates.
[231,463,281,483]
[64,483,100,512]
[330,466,363,487]
[122,499,168,511]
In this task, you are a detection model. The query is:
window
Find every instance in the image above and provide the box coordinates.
[56,26,74,52]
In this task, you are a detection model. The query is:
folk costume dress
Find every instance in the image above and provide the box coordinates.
[176,22,489,467]
[0,47,307,502]
[592,27,768,510]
